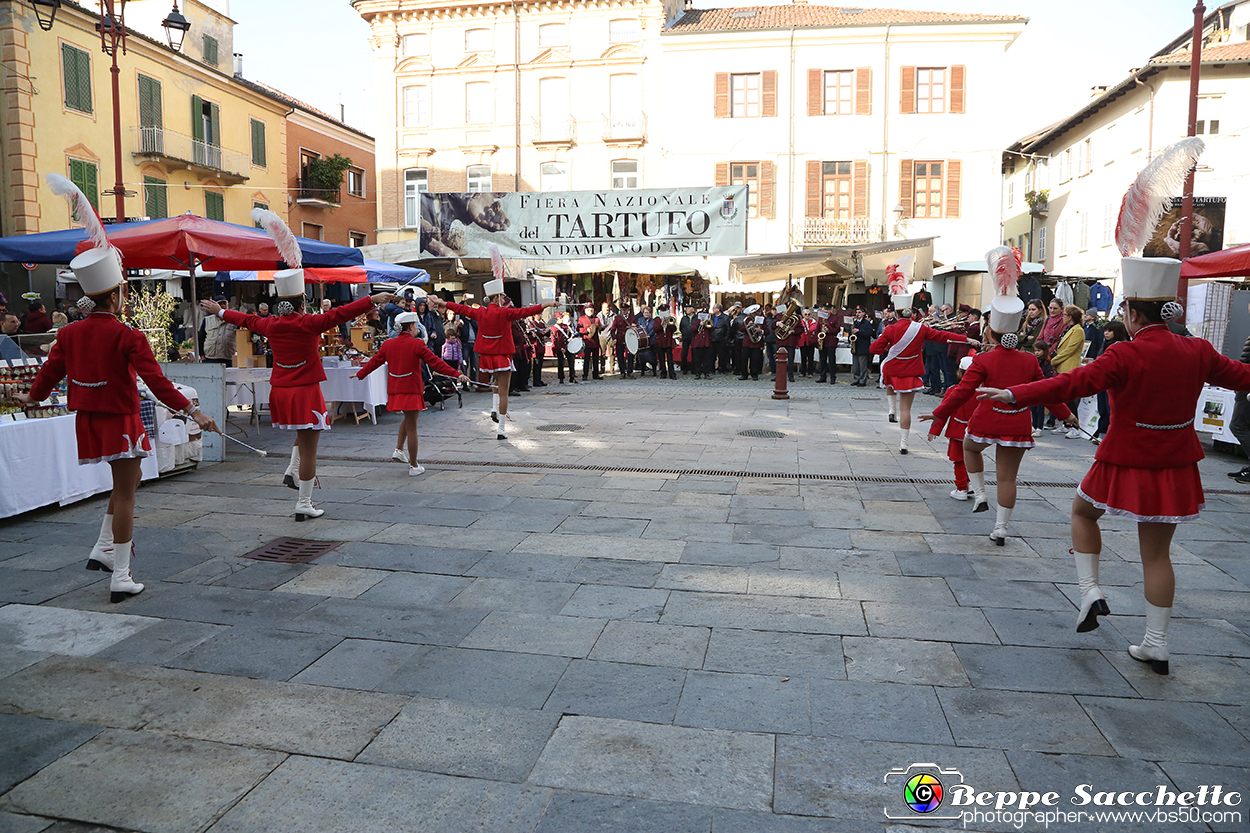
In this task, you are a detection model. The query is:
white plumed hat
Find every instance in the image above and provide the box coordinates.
[69,247,124,296]
[1121,257,1181,301]
[483,278,505,297]
[985,246,1024,334]
[273,268,305,299]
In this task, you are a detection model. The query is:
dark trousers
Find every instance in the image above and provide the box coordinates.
[714,341,730,372]
[776,347,796,380]
[511,356,528,391]
[940,354,958,390]
[464,345,477,379]
[582,342,600,379]
[852,353,870,385]
[922,349,941,390]
[740,347,763,379]
[680,341,693,372]
[817,347,836,381]
[532,352,544,386]
[657,347,675,378]
[766,343,776,374]
[1229,393,1250,455]
[694,345,714,376]
[731,342,744,376]
[637,349,656,375]
[556,351,577,382]
[1096,390,1110,436]
[800,346,816,375]
[1031,405,1046,430]
[615,343,634,376]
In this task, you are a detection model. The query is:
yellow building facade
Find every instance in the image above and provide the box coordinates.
[0,0,290,237]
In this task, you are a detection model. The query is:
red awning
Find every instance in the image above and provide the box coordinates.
[1180,244,1250,279]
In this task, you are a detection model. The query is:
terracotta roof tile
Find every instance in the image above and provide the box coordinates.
[667,5,1026,33]
[1150,41,1250,64]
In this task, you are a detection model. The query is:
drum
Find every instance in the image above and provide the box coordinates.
[624,328,640,355]
[567,336,584,355]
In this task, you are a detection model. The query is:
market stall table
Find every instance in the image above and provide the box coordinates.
[224,365,388,425]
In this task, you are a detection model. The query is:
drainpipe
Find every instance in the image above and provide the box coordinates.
[1133,72,1158,160]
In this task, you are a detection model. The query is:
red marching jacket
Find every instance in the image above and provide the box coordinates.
[223,296,373,388]
[936,384,978,441]
[610,313,630,346]
[652,318,677,350]
[775,314,801,349]
[1010,324,1250,468]
[355,332,460,395]
[29,312,190,414]
[931,348,1071,439]
[445,301,543,357]
[870,319,969,378]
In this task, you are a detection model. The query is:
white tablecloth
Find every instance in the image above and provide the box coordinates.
[0,414,159,519]
[225,366,388,424]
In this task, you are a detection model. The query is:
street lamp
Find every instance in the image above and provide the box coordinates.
[27,0,61,31]
[162,2,191,53]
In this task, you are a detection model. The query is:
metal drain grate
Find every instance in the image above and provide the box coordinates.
[738,429,786,439]
[542,391,575,396]
[241,538,343,564]
[535,423,584,432]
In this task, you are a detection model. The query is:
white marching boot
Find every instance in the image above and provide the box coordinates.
[989,504,1012,546]
[109,541,143,603]
[1073,549,1110,633]
[886,392,897,424]
[496,413,508,440]
[490,393,500,424]
[1128,602,1171,675]
[968,471,988,513]
[87,511,115,572]
[283,446,300,490]
[294,478,324,521]
[899,427,909,455]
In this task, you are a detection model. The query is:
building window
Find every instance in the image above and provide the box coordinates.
[1058,218,1069,256]
[402,33,428,56]
[467,165,492,193]
[612,160,638,189]
[143,176,167,220]
[347,168,365,198]
[1037,226,1047,260]
[253,201,268,228]
[465,28,491,53]
[1197,119,1220,135]
[730,162,760,218]
[349,232,367,248]
[541,161,568,192]
[823,70,853,116]
[302,222,324,241]
[465,82,492,124]
[538,23,567,48]
[731,73,760,118]
[609,18,640,42]
[1059,149,1071,183]
[404,168,427,227]
[1082,138,1093,174]
[1103,203,1114,246]
[403,86,429,128]
[821,161,852,219]
[138,74,162,147]
[202,34,219,67]
[1007,181,1014,208]
[913,161,944,218]
[250,118,267,167]
[1079,212,1089,251]
[205,191,224,221]
[68,159,99,213]
[61,43,92,114]
[915,67,946,114]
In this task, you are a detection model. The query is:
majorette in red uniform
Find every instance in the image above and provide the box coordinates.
[356,310,465,475]
[929,355,979,501]
[433,246,555,439]
[205,209,393,521]
[28,174,218,602]
[981,137,1250,675]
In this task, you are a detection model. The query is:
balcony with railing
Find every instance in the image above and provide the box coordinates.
[796,217,875,247]
[295,178,341,207]
[531,116,577,147]
[132,127,249,184]
[602,112,646,146]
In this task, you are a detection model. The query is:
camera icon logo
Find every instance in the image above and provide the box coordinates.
[884,763,964,821]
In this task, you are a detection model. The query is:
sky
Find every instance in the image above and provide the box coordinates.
[227,0,1202,139]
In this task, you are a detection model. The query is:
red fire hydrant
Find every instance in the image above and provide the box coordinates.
[772,347,790,400]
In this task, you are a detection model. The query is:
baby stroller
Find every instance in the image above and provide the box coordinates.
[423,365,462,410]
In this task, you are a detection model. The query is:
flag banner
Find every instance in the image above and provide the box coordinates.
[1143,196,1226,260]
[415,187,749,259]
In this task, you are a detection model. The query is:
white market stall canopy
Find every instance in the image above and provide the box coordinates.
[729,238,936,286]
[531,257,705,277]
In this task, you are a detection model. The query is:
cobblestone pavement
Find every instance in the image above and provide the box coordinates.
[2,374,1249,833]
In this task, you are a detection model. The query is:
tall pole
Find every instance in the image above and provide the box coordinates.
[1176,0,1205,322]
[110,47,125,222]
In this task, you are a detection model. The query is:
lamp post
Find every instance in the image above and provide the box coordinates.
[1176,0,1206,322]
[25,0,189,222]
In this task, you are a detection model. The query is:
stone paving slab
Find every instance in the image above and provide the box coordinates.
[529,715,775,812]
[544,659,687,723]
[376,646,569,709]
[3,729,285,833]
[460,611,607,657]
[0,714,101,795]
[0,604,158,657]
[532,791,714,833]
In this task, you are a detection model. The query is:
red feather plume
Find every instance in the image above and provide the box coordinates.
[490,244,505,282]
[985,246,1020,296]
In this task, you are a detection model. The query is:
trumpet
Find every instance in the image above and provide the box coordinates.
[918,314,966,331]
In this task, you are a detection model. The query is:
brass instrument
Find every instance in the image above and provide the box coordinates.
[918,315,967,331]
[701,313,714,330]
[774,300,803,341]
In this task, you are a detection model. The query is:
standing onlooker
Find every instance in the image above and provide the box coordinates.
[678,305,696,375]
[1093,320,1129,441]
[1019,300,1047,352]
[710,304,730,373]
[22,301,53,334]
[1040,298,1066,351]
[1052,304,1086,438]
[441,324,464,384]
[0,312,23,359]
[201,295,237,365]
[1030,341,1057,435]
[851,308,876,386]
[1226,302,1250,483]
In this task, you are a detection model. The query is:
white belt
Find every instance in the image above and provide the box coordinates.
[480,333,502,339]
[71,378,107,388]
[993,406,1027,414]
[953,416,968,424]
[276,360,307,369]
[389,371,413,378]
[1136,418,1194,430]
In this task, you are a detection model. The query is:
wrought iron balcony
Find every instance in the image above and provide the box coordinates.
[531,116,577,146]
[295,178,341,207]
[602,112,646,144]
[132,127,249,184]
[796,217,875,246]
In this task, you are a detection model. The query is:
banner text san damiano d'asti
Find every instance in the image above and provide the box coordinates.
[415,186,749,260]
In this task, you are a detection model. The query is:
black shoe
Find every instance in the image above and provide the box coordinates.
[737,375,748,380]
[888,414,897,424]
[817,377,826,383]
[1236,472,1250,485]
[534,381,547,387]
[1229,466,1250,479]
[283,474,297,490]
[829,379,837,385]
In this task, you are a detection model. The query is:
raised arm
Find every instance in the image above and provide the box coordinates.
[1007,347,1125,408]
[299,295,378,334]
[354,344,388,380]
[220,308,272,335]
[1204,342,1250,392]
[413,338,465,380]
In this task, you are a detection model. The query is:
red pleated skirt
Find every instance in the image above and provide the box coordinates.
[76,411,151,465]
[882,374,923,393]
[1078,460,1204,523]
[270,384,329,431]
[388,393,426,412]
[966,431,1036,449]
[479,353,515,373]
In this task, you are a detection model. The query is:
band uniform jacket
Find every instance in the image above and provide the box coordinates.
[355,332,460,395]
[610,313,631,346]
[1009,324,1250,468]
[30,312,191,414]
[223,296,373,388]
[930,348,1072,439]
[444,301,544,357]
[852,317,877,355]
[869,319,969,378]
[742,318,765,350]
[652,319,677,350]
[936,384,978,442]
[692,317,713,349]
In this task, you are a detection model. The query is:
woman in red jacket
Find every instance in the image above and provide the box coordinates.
[23,246,218,602]
[356,311,468,475]
[979,257,1250,675]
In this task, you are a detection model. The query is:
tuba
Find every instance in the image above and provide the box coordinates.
[743,303,763,342]
[774,300,803,341]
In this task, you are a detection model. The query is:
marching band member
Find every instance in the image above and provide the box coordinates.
[551,311,578,385]
[979,138,1250,675]
[870,284,973,453]
[815,305,836,384]
[203,212,392,521]
[738,307,765,381]
[528,313,549,388]
[356,311,468,475]
[799,310,818,377]
[25,178,219,602]
[773,305,800,383]
[431,247,557,439]
[653,304,678,379]
[610,306,635,379]
[578,305,602,380]
[692,309,714,379]
[850,308,876,386]
[923,248,1074,544]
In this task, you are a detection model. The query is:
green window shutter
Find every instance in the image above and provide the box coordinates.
[203,35,218,66]
[144,177,167,219]
[62,44,92,113]
[209,102,221,146]
[191,95,205,142]
[253,201,268,228]
[76,48,92,113]
[205,191,224,221]
[250,119,266,167]
[138,75,162,128]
